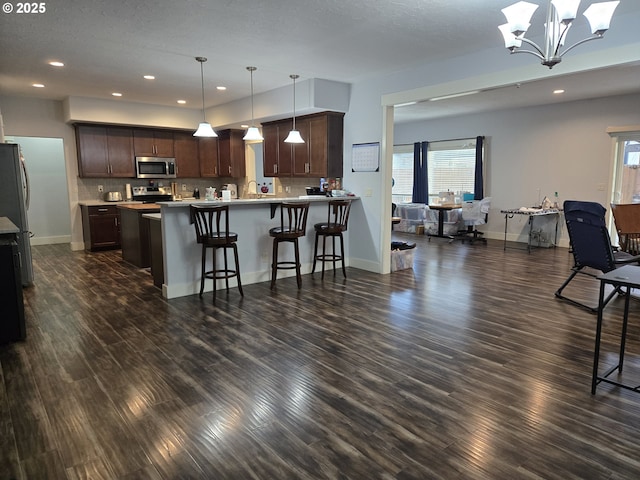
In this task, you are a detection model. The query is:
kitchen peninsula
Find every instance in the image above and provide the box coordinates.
[158,196,359,299]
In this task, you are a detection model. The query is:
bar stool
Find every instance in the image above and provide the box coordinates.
[312,199,351,278]
[269,202,310,289]
[190,204,243,302]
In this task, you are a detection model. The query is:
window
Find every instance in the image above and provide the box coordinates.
[427,139,477,204]
[612,134,640,204]
[392,144,414,203]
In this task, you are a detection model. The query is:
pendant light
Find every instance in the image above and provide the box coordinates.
[193,56,217,137]
[284,74,304,144]
[243,66,263,141]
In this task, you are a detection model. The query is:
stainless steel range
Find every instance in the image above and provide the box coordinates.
[132,185,172,203]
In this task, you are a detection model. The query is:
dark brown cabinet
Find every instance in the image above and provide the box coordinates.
[217,129,246,178]
[81,205,121,251]
[133,129,174,157]
[262,112,343,178]
[198,137,219,177]
[76,125,135,178]
[173,132,200,178]
[118,205,160,268]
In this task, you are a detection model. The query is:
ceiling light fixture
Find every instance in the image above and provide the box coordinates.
[32,83,45,88]
[553,89,566,94]
[499,0,620,69]
[243,66,264,142]
[143,75,155,80]
[49,61,64,67]
[284,74,304,144]
[193,56,217,138]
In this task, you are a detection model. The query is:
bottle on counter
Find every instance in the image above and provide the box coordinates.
[193,187,200,199]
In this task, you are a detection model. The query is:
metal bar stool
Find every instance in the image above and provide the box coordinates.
[312,199,351,278]
[190,204,243,302]
[269,202,310,289]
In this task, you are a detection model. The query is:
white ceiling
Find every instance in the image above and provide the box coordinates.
[1,0,639,123]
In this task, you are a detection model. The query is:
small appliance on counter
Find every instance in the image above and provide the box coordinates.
[305,187,326,196]
[125,183,133,201]
[221,184,237,199]
[104,191,123,202]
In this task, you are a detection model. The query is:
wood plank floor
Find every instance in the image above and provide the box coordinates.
[3,233,640,479]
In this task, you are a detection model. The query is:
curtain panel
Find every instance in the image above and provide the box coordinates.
[412,141,429,203]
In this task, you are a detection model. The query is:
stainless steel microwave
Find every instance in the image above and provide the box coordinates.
[135,156,176,179]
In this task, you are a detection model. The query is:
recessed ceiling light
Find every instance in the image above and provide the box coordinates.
[32,83,45,88]
[553,89,565,94]
[216,86,226,91]
[177,100,186,104]
[112,92,123,97]
[240,124,249,128]
[49,61,64,67]
[143,75,155,80]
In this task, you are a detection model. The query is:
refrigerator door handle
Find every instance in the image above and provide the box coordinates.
[20,156,30,211]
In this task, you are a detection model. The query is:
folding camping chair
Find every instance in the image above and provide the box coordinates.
[555,200,640,312]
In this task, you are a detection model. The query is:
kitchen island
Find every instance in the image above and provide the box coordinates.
[158,196,359,299]
[118,203,161,267]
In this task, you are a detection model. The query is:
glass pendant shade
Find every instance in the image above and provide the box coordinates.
[502,1,538,35]
[193,56,217,138]
[243,66,263,142]
[194,122,216,137]
[284,129,304,144]
[284,74,304,144]
[499,24,523,49]
[243,126,264,141]
[583,1,619,34]
[551,0,581,23]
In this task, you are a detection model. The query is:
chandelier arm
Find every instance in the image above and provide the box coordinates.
[518,37,545,57]
[559,34,603,58]
[553,23,572,58]
[510,49,546,62]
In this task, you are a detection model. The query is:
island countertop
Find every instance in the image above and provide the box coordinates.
[158,195,359,208]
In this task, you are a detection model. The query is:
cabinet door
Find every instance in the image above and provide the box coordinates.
[218,130,246,178]
[174,132,200,178]
[154,131,174,157]
[199,137,219,177]
[276,121,294,177]
[90,212,120,247]
[133,130,155,156]
[262,123,278,176]
[292,117,311,176]
[308,115,328,177]
[76,125,110,177]
[107,127,135,177]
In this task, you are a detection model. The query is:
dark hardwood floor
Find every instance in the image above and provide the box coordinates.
[3,233,640,479]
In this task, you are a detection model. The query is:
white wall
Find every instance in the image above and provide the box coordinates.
[394,92,640,246]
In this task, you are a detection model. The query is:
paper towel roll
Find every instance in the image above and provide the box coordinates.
[125,183,132,200]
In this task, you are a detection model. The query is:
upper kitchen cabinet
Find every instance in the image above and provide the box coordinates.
[262,122,293,177]
[198,137,219,177]
[262,112,344,178]
[76,124,135,178]
[133,129,174,157]
[173,131,200,178]
[217,129,246,178]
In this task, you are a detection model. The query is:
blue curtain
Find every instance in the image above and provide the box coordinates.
[412,141,429,203]
[474,136,484,200]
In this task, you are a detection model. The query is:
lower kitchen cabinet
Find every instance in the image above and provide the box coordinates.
[81,205,121,251]
[118,204,161,268]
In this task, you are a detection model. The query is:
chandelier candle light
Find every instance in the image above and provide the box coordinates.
[499,0,620,69]
[284,74,304,144]
[243,66,263,141]
[193,56,217,137]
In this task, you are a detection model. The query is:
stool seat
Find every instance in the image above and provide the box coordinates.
[270,202,310,289]
[312,199,351,279]
[190,205,243,302]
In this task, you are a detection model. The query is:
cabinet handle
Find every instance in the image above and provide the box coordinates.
[115,218,118,226]
[305,163,310,173]
[274,164,278,174]
[98,208,108,212]
[228,166,231,174]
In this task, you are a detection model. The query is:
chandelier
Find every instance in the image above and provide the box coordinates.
[499,0,620,69]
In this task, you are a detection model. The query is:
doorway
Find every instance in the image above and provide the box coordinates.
[6,136,71,245]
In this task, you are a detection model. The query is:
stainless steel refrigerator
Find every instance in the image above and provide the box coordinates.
[0,143,34,286]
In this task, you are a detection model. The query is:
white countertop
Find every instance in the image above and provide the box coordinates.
[158,195,359,208]
[79,200,142,206]
[142,213,162,221]
[0,217,19,235]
